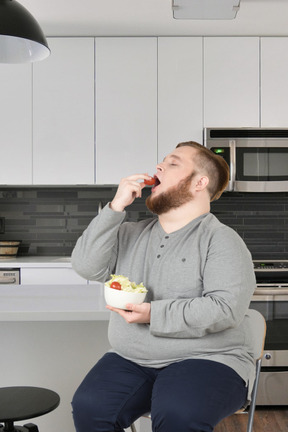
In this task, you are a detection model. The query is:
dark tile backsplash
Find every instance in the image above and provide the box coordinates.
[211,191,288,260]
[0,186,152,256]
[0,186,288,260]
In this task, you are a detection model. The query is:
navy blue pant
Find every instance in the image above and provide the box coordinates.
[72,352,247,432]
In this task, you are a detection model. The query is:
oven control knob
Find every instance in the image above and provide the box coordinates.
[264,353,272,360]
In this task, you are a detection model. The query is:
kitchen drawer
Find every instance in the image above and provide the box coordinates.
[21,267,87,285]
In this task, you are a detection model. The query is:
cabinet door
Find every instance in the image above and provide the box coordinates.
[95,38,157,184]
[0,64,32,184]
[158,37,203,162]
[204,37,259,127]
[33,38,94,184]
[261,37,288,126]
[21,267,87,285]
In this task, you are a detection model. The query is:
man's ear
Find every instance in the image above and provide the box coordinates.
[195,176,209,191]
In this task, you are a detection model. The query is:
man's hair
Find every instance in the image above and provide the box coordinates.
[176,141,229,201]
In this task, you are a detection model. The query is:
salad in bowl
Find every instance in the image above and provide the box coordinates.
[104,274,148,310]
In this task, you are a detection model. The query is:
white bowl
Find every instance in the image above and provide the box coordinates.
[104,285,147,310]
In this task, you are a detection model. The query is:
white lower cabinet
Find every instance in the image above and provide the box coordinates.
[203,37,260,128]
[20,267,87,285]
[33,38,95,184]
[0,63,32,184]
[158,37,203,162]
[95,37,158,183]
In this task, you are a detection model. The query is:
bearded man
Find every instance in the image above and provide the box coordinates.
[71,141,256,432]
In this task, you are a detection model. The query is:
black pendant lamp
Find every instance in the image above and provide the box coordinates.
[0,0,50,63]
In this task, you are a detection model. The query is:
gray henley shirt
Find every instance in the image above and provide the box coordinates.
[72,204,257,399]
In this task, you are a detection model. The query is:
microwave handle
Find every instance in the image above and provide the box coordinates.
[229,140,236,190]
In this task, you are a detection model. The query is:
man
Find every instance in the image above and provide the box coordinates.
[71,141,256,432]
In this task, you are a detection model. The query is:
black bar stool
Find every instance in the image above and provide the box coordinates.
[0,387,60,432]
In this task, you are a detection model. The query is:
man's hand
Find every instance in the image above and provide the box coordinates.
[110,174,151,212]
[106,302,151,324]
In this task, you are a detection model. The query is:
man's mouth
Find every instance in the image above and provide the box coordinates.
[152,176,161,189]
[155,176,160,186]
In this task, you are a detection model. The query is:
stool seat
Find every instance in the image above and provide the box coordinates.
[0,387,60,432]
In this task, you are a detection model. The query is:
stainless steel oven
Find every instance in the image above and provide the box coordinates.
[250,260,288,405]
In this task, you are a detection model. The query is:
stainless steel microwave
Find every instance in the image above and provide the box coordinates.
[204,128,288,192]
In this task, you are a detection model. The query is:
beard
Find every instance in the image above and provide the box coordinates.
[146,173,195,215]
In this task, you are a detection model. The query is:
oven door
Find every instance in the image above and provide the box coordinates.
[234,144,288,192]
[250,290,288,405]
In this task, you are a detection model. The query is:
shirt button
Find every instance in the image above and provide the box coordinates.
[160,245,164,248]
[157,255,161,258]
[165,236,169,239]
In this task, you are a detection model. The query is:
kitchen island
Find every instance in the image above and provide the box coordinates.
[0,284,109,321]
[0,256,73,268]
[0,283,112,432]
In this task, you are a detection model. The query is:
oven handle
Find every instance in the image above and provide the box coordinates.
[256,283,288,287]
[253,287,288,299]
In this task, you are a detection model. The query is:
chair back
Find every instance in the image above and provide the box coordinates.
[242,309,266,432]
[245,308,266,361]
[130,309,267,432]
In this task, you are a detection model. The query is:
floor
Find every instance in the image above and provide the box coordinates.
[214,408,288,432]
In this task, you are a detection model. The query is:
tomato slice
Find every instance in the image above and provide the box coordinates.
[144,177,155,185]
[110,281,122,290]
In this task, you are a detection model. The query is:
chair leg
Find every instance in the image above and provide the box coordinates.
[246,399,256,432]
[246,358,262,432]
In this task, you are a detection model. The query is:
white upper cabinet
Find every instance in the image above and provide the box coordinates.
[0,64,32,184]
[95,38,157,184]
[204,37,260,128]
[33,38,95,184]
[157,37,203,162]
[261,37,288,127]
[5,36,288,186]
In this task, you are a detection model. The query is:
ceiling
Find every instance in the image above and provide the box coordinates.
[20,0,288,37]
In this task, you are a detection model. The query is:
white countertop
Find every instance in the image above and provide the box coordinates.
[0,284,110,321]
[0,256,72,268]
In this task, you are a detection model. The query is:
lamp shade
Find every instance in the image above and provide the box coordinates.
[0,0,50,63]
